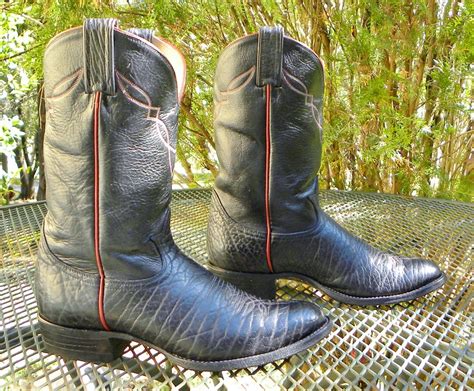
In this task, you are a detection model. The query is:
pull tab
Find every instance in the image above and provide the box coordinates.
[256,26,284,87]
[83,18,118,95]
[128,28,154,43]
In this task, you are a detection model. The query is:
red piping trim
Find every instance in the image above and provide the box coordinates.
[93,91,111,331]
[264,85,274,273]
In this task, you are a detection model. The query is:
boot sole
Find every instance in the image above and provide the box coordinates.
[38,315,332,371]
[207,264,447,306]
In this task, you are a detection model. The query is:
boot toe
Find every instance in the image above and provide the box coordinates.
[403,257,445,292]
[278,300,330,346]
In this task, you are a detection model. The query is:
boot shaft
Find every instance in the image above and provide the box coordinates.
[43,19,185,278]
[213,27,324,234]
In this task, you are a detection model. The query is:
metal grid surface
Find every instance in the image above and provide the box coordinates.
[0,189,472,390]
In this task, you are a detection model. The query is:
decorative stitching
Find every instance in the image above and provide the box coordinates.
[283,71,323,139]
[221,66,256,96]
[47,69,83,101]
[115,71,175,175]
[214,67,255,117]
[154,120,174,174]
[116,71,160,118]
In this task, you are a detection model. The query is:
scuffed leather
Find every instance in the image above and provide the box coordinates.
[208,30,443,298]
[36,22,327,362]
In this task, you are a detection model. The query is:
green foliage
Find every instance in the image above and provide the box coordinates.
[0,9,40,204]
[0,115,24,154]
[0,116,23,204]
[1,0,472,201]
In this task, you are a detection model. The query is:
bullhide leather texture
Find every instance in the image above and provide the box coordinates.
[35,19,332,371]
[206,26,446,306]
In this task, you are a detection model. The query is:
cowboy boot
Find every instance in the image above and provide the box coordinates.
[35,19,332,371]
[206,27,446,306]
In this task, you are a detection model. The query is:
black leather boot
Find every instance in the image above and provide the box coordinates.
[36,19,332,371]
[207,27,446,306]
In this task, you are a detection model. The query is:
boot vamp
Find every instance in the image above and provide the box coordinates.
[273,212,443,297]
[104,244,327,361]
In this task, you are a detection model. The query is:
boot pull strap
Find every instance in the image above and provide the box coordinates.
[127,28,154,42]
[83,18,118,95]
[256,26,284,87]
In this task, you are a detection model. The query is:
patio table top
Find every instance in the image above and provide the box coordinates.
[1,189,472,390]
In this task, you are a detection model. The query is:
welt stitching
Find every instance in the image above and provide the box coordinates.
[69,313,328,365]
[162,317,331,364]
[316,276,444,300]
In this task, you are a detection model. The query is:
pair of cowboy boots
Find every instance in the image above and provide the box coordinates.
[36,19,445,371]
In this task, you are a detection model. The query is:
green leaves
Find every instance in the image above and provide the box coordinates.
[0,115,24,155]
[0,0,471,201]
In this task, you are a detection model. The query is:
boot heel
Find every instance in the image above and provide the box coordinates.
[39,316,128,363]
[207,264,277,299]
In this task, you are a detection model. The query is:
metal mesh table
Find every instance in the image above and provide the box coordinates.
[1,189,472,390]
